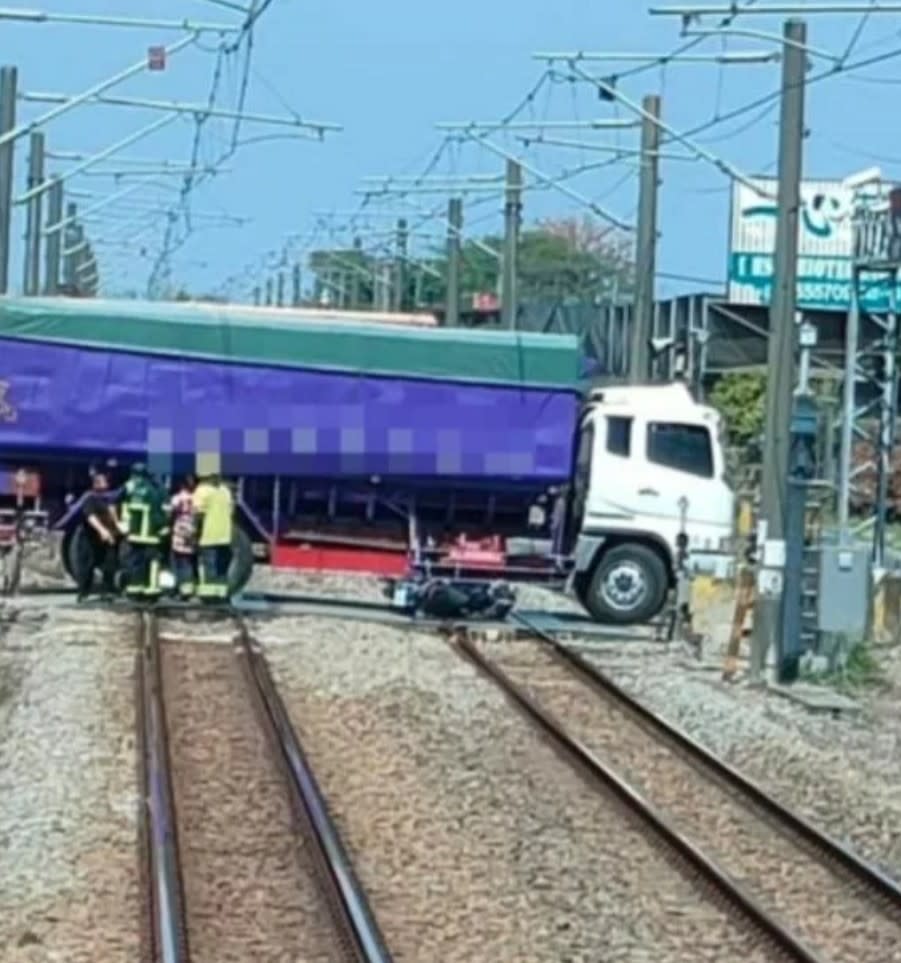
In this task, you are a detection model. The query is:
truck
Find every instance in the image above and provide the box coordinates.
[0,295,734,622]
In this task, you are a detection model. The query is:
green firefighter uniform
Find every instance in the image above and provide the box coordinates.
[193,479,234,599]
[120,469,168,597]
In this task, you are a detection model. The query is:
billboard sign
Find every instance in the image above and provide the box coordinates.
[728,176,901,312]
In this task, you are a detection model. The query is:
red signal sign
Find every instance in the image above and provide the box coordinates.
[148,46,166,71]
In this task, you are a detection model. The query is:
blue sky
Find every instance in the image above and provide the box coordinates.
[6,1,901,301]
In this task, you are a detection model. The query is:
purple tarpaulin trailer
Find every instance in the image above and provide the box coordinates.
[0,296,583,483]
[0,336,580,481]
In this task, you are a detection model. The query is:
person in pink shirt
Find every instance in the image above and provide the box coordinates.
[170,474,198,598]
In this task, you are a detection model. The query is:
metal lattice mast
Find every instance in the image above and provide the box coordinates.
[837,181,901,565]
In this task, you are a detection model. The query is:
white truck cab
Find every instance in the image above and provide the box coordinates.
[569,382,734,624]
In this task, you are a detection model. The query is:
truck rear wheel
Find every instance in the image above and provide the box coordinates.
[228,527,254,595]
[581,543,668,625]
[64,526,91,588]
[62,526,78,582]
[65,526,129,594]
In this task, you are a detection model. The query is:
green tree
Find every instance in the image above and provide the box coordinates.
[172,289,228,304]
[309,245,376,307]
[709,372,767,447]
[308,214,634,311]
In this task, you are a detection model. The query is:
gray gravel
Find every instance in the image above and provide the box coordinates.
[581,641,901,883]
[487,636,901,963]
[0,603,141,963]
[261,613,783,962]
[249,567,901,886]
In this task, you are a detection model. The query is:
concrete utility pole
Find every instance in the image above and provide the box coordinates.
[22,130,45,295]
[43,175,62,294]
[502,159,523,329]
[291,263,302,307]
[393,218,408,312]
[347,238,361,310]
[750,18,807,681]
[377,261,391,311]
[446,196,463,326]
[0,66,16,293]
[62,203,79,290]
[630,94,662,382]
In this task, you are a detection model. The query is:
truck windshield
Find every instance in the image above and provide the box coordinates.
[646,422,713,478]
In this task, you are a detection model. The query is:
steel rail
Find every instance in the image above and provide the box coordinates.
[512,612,901,909]
[235,623,393,963]
[454,631,827,963]
[138,612,191,963]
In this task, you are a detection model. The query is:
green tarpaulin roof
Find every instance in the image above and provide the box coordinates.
[0,296,580,391]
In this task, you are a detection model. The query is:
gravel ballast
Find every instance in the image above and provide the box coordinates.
[483,635,901,963]
[580,640,901,882]
[0,604,141,962]
[160,639,339,963]
[6,556,899,961]
[248,568,901,888]
[261,613,784,962]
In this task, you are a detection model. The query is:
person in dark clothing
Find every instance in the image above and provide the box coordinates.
[78,471,119,601]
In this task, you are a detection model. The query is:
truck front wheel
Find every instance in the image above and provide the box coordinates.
[580,543,668,625]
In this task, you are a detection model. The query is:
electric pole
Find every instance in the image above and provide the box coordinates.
[62,204,79,291]
[393,217,408,312]
[446,196,462,326]
[22,130,45,295]
[378,260,391,311]
[0,66,15,294]
[44,176,63,294]
[350,237,362,309]
[751,18,807,681]
[292,263,301,307]
[630,94,661,382]
[502,159,522,330]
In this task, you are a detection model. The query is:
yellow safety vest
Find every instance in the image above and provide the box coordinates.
[194,482,233,547]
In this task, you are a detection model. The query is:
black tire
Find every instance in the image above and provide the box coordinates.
[66,525,94,590]
[580,542,669,625]
[62,526,77,582]
[66,525,128,594]
[227,527,254,595]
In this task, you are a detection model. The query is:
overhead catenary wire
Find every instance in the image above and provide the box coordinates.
[220,2,901,305]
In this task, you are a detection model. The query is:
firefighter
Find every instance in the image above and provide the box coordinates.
[119,464,168,600]
[193,473,234,601]
[169,474,198,598]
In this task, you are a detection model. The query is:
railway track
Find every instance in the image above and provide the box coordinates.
[135,610,392,963]
[454,617,901,963]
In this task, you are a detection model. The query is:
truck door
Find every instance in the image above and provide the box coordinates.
[563,416,594,553]
[636,418,732,551]
[581,412,645,528]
